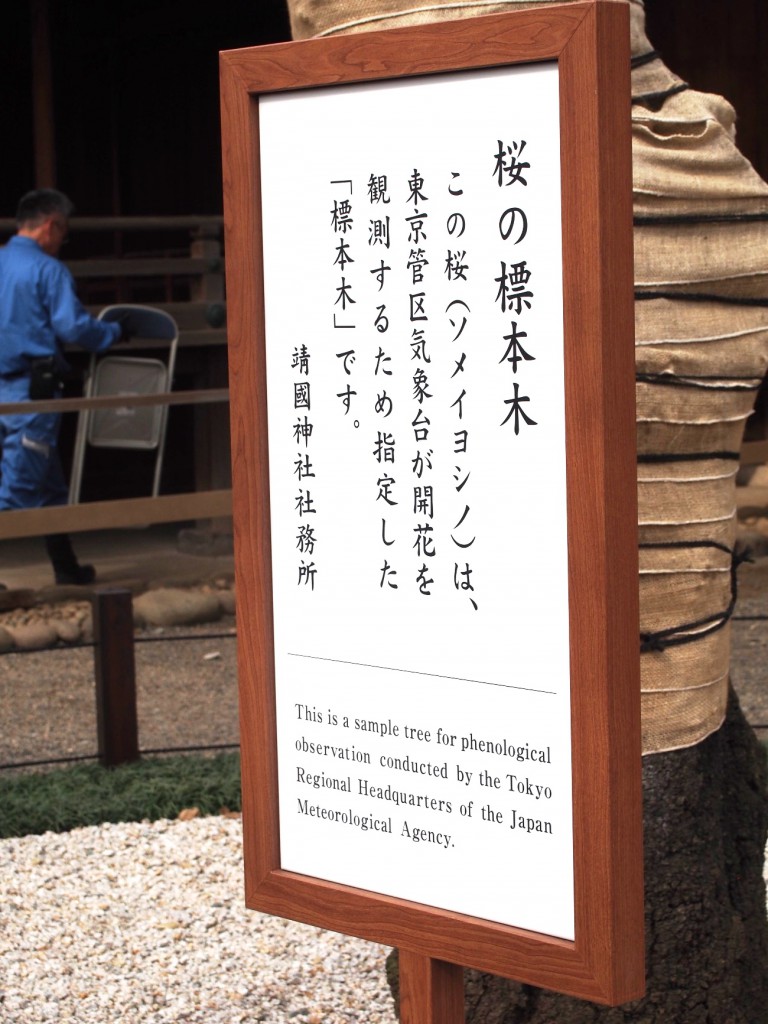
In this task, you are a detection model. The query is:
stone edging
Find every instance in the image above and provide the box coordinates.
[0,580,236,652]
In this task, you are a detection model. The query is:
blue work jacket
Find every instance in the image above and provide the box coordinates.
[0,235,119,376]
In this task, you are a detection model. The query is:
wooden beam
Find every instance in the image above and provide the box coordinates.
[0,215,223,235]
[741,439,768,466]
[0,490,233,539]
[398,952,464,1024]
[736,485,768,511]
[0,387,229,417]
[65,257,215,278]
[76,333,228,354]
[86,301,226,331]
[65,215,222,232]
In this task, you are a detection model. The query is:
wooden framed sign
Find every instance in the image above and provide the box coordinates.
[221,0,643,1010]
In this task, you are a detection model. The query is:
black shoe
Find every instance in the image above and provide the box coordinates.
[46,534,96,586]
[54,564,96,586]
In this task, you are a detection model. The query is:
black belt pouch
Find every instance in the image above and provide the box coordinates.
[29,357,61,400]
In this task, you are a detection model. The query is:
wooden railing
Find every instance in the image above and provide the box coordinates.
[0,390,233,539]
[741,439,768,467]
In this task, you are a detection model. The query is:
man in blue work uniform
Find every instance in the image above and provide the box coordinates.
[0,189,123,584]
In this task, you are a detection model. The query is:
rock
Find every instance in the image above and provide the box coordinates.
[0,626,16,652]
[218,589,236,616]
[6,622,59,650]
[81,613,94,643]
[0,589,36,613]
[133,588,223,628]
[53,619,82,644]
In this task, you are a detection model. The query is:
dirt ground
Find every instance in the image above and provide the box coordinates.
[0,620,239,769]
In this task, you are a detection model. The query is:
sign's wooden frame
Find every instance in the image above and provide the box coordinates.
[221,0,643,1007]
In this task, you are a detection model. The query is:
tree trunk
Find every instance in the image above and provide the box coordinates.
[387,688,768,1023]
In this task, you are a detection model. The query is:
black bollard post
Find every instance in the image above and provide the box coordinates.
[93,588,139,767]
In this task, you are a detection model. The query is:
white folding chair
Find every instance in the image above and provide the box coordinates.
[68,304,179,504]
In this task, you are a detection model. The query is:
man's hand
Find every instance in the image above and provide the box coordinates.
[116,312,134,343]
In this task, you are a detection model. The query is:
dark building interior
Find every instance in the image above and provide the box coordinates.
[645,0,768,181]
[2,1,765,219]
[1,1,291,217]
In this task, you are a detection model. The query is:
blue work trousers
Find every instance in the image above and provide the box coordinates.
[0,375,68,510]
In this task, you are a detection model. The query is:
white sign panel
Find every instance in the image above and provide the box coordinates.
[259,63,573,939]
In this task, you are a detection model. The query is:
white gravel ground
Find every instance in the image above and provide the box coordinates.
[3,815,767,1023]
[0,816,397,1024]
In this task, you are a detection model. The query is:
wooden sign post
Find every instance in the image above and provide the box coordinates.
[221,2,643,1018]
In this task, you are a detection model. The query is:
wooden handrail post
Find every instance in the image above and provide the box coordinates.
[398,951,464,1024]
[190,226,224,302]
[93,588,139,767]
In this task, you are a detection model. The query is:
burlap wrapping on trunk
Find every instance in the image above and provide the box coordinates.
[287,0,560,38]
[629,0,768,751]
[284,0,768,752]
